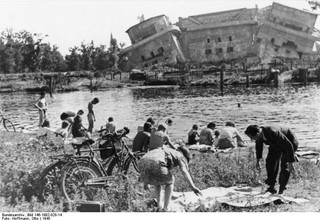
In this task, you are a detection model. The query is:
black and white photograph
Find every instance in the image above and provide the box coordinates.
[1,0,320,217]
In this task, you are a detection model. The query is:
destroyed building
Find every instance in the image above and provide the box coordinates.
[120,15,186,70]
[257,2,320,63]
[120,2,320,70]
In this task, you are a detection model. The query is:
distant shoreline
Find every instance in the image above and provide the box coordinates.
[0,68,316,94]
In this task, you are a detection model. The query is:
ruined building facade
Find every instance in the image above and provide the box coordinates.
[120,15,186,70]
[257,2,320,61]
[120,2,320,70]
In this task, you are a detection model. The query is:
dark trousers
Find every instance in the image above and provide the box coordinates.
[265,151,290,189]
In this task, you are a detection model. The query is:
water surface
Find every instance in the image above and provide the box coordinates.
[0,84,319,148]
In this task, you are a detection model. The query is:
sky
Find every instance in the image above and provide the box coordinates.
[0,0,317,55]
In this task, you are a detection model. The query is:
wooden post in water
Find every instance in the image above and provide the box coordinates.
[274,71,279,88]
[220,69,224,96]
[246,75,250,88]
[90,77,93,91]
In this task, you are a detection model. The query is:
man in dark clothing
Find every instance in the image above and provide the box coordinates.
[244,125,299,195]
[132,122,152,152]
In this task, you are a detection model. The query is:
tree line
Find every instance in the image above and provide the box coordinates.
[0,29,123,74]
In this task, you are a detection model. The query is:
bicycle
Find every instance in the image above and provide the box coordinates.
[38,139,96,201]
[61,127,145,201]
[38,129,109,201]
[40,127,143,202]
[0,111,16,132]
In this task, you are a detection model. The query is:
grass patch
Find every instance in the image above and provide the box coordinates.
[1,132,320,212]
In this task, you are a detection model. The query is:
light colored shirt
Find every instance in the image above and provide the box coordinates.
[219,126,244,141]
[217,126,245,148]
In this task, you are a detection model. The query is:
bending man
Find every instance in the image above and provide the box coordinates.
[244,124,298,194]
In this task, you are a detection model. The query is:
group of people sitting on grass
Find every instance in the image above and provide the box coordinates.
[132,118,247,154]
[133,117,299,211]
[187,121,247,149]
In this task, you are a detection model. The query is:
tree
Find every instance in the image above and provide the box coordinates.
[0,29,21,73]
[79,41,95,70]
[93,45,109,70]
[109,34,119,70]
[65,47,81,71]
[40,44,66,72]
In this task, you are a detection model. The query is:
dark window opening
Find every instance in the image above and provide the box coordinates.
[216,48,223,54]
[271,38,275,44]
[227,47,233,52]
[205,49,212,55]
[218,37,221,42]
[229,36,232,41]
[150,52,155,57]
[141,56,145,61]
[207,38,211,43]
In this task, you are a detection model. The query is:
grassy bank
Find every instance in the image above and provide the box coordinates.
[0,132,320,212]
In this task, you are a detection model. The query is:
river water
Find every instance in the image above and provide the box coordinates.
[1,84,320,149]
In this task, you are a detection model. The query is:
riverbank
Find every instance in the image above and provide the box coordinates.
[1,68,315,93]
[0,71,132,93]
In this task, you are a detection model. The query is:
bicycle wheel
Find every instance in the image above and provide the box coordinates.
[124,157,141,185]
[39,160,67,201]
[61,161,103,202]
[3,119,16,132]
[106,157,124,177]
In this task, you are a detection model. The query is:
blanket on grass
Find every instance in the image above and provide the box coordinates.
[167,186,308,212]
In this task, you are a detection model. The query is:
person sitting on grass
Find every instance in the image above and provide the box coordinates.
[132,122,152,152]
[199,122,216,146]
[216,121,247,149]
[138,146,202,211]
[72,110,90,138]
[106,117,116,133]
[188,124,200,145]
